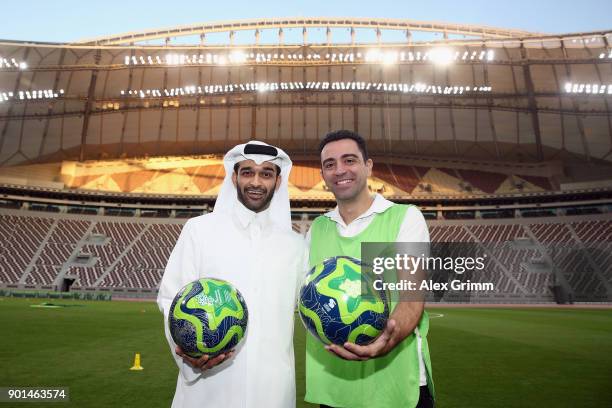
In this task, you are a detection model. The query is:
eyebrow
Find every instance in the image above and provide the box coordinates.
[322,153,359,164]
[238,165,276,172]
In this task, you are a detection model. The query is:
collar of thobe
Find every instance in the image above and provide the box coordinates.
[233,200,270,230]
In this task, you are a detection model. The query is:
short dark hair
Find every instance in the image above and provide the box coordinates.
[318,130,369,161]
[233,161,281,176]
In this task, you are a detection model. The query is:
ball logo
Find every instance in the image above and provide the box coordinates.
[195,289,232,307]
[323,298,336,312]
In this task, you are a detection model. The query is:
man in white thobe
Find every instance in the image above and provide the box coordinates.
[157,141,305,408]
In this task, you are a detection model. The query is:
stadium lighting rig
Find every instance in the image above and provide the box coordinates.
[598,50,612,59]
[0,57,27,69]
[122,48,496,67]
[568,36,607,45]
[100,102,121,110]
[427,48,455,66]
[0,89,64,103]
[564,82,612,95]
[120,82,492,100]
[0,92,12,103]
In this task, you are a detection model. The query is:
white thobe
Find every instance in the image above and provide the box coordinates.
[157,202,305,408]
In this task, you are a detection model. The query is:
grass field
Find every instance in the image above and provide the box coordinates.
[1,298,611,407]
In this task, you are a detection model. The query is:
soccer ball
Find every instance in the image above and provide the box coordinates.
[169,278,248,358]
[298,256,389,346]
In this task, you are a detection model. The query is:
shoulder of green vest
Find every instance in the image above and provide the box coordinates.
[378,203,419,234]
[310,214,333,233]
[311,214,332,227]
[383,202,413,217]
[389,202,417,209]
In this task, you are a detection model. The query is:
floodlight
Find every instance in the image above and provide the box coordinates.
[382,51,398,65]
[428,48,454,66]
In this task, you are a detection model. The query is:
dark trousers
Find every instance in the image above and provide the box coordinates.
[320,385,434,408]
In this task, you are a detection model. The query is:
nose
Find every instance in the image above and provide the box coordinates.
[334,162,347,176]
[250,174,264,187]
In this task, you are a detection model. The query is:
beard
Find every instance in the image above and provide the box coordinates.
[237,186,276,212]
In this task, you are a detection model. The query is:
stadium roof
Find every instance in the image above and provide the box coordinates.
[74,17,542,46]
[0,18,611,172]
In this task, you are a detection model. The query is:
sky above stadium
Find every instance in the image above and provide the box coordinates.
[1,0,611,43]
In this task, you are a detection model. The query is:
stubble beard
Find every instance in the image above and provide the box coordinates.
[237,187,275,212]
[330,175,368,203]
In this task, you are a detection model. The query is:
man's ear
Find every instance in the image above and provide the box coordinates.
[232,172,237,187]
[274,175,282,191]
[365,159,373,177]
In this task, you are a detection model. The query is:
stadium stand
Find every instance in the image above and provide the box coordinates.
[2,205,608,303]
[0,215,55,284]
[70,266,105,288]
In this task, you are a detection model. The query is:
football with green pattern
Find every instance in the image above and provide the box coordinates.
[169,278,248,358]
[298,256,389,346]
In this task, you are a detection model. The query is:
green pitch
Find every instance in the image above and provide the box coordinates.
[1,298,611,407]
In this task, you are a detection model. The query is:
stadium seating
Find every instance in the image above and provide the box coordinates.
[429,225,475,242]
[571,220,612,244]
[25,265,61,285]
[70,266,106,288]
[0,209,609,303]
[35,243,74,268]
[0,215,55,284]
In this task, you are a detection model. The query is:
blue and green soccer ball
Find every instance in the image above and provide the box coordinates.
[169,278,248,358]
[298,256,389,346]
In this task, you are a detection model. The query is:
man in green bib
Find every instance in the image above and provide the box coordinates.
[305,130,434,408]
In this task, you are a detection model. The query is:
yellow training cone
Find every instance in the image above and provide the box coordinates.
[130,353,144,371]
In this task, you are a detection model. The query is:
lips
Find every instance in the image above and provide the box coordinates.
[245,188,266,200]
[335,179,354,186]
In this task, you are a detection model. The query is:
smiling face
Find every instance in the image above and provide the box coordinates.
[320,138,373,203]
[232,160,281,212]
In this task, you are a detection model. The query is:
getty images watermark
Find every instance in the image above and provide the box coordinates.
[361,242,494,302]
[360,241,611,303]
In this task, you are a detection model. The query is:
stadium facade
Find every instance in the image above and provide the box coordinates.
[0,18,610,303]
